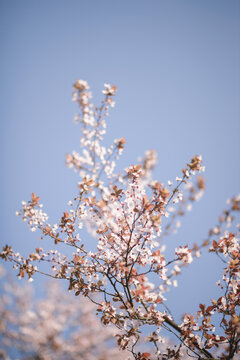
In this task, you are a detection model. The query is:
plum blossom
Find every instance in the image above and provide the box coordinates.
[1,80,239,360]
[175,246,193,264]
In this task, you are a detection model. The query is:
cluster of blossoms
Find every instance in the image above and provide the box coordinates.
[15,193,48,232]
[0,265,127,360]
[67,80,121,181]
[1,80,239,360]
[177,198,240,360]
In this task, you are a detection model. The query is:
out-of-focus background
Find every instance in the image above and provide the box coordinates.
[1,0,239,324]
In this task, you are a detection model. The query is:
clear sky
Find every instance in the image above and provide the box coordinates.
[1,0,240,324]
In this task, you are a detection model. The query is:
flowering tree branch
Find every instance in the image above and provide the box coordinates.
[1,80,239,360]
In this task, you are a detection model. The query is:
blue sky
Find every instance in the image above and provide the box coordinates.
[1,0,239,324]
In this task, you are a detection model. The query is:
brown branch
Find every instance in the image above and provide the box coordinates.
[163,315,215,359]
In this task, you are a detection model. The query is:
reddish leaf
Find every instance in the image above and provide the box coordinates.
[142,353,151,358]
